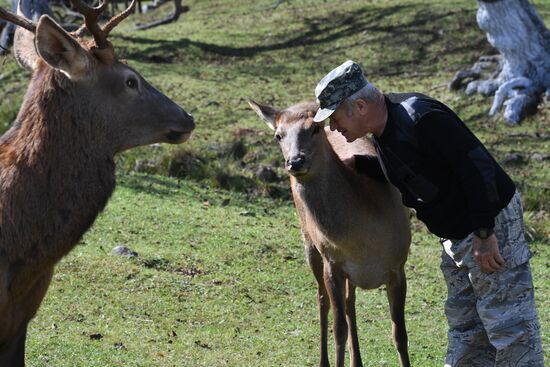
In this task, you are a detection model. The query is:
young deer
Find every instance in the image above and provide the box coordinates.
[250,100,411,367]
[0,1,194,365]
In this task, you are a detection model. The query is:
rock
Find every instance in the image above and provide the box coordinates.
[133,157,162,174]
[502,152,526,166]
[253,165,278,183]
[89,333,103,340]
[530,153,550,161]
[533,210,547,221]
[168,153,202,178]
[110,245,138,258]
[239,211,256,217]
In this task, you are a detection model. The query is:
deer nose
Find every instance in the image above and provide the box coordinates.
[287,155,306,171]
[180,108,195,131]
[183,110,193,121]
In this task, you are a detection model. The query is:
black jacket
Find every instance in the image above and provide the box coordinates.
[355,92,516,239]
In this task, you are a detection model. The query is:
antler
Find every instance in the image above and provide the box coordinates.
[70,0,136,49]
[0,6,36,33]
[103,0,136,35]
[70,0,108,46]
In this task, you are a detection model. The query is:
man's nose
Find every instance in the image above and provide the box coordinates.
[329,120,336,131]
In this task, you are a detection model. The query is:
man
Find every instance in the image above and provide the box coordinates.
[313,60,544,366]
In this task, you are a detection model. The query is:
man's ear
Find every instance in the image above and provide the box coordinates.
[355,98,369,115]
[34,15,91,79]
[248,100,279,131]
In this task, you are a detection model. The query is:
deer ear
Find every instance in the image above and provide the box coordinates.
[13,0,39,71]
[248,100,279,131]
[34,15,90,79]
[14,26,38,71]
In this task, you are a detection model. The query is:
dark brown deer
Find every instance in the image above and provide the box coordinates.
[0,1,194,365]
[249,100,411,367]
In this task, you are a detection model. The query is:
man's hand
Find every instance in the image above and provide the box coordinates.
[472,233,505,273]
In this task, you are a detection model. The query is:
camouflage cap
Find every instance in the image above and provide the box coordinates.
[313,60,368,122]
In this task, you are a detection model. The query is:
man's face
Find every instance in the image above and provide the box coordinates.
[328,98,383,141]
[328,102,364,142]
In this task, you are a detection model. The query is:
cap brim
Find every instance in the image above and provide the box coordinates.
[313,107,336,122]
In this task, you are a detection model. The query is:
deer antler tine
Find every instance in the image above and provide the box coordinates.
[71,0,108,15]
[69,0,109,48]
[102,0,136,36]
[74,24,87,37]
[68,0,135,49]
[0,6,36,33]
[95,0,109,14]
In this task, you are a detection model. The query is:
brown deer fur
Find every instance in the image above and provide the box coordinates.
[0,5,194,366]
[250,100,411,367]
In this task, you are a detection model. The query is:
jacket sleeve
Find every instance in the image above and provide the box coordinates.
[416,111,500,230]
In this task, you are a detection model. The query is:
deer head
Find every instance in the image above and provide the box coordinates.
[249,100,326,178]
[1,0,195,153]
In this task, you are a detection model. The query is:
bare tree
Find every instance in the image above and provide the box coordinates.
[450,0,550,124]
[0,0,53,54]
[135,0,188,31]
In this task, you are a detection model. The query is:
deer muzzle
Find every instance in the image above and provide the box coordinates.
[286,153,309,176]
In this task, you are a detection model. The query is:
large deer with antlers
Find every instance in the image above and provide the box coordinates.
[250,100,411,367]
[0,1,194,365]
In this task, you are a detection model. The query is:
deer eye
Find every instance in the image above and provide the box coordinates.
[312,124,321,135]
[275,133,282,142]
[126,77,138,89]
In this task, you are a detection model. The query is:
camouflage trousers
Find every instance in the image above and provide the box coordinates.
[440,191,544,366]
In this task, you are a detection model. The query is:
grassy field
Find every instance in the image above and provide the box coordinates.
[0,0,549,366]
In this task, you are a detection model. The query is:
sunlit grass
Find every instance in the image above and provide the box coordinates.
[0,0,548,365]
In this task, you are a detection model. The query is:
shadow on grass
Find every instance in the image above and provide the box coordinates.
[117,166,292,208]
[117,4,484,74]
[117,173,186,197]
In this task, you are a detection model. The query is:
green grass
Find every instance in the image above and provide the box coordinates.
[0,0,549,365]
[25,174,549,366]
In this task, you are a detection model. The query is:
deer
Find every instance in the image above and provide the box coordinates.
[249,100,411,367]
[0,1,195,365]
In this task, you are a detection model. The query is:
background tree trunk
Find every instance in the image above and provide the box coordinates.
[135,0,188,31]
[0,0,53,55]
[449,0,550,124]
[0,0,17,55]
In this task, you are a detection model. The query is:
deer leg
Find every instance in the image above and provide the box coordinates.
[0,265,54,367]
[305,242,330,367]
[323,261,347,367]
[345,280,362,367]
[0,322,27,367]
[386,265,410,367]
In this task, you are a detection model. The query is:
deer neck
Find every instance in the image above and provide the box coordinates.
[291,136,360,232]
[0,68,116,265]
[7,68,112,158]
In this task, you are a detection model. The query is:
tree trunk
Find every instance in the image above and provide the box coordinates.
[0,0,53,55]
[449,0,550,124]
[135,0,188,31]
[0,0,17,55]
